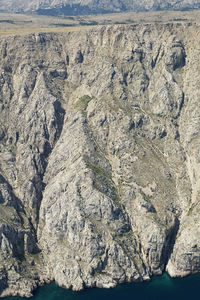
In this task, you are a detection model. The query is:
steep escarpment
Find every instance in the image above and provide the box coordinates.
[0,23,200,297]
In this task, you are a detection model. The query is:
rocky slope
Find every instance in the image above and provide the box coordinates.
[1,0,200,14]
[0,22,200,297]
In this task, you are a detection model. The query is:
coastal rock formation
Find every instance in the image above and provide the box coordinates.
[1,0,200,14]
[0,23,200,296]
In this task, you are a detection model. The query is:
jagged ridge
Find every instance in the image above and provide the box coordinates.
[1,0,200,15]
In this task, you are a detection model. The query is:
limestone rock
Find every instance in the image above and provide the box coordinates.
[0,23,200,296]
[1,0,200,14]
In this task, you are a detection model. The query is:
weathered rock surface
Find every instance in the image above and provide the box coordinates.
[0,23,200,296]
[1,0,200,15]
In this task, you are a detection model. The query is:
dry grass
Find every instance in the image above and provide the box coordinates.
[0,10,200,36]
[0,25,99,36]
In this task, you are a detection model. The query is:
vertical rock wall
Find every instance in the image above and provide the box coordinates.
[0,23,200,296]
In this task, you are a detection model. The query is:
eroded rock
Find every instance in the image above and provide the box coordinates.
[0,23,200,296]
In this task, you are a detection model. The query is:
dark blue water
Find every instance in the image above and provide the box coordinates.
[2,272,200,300]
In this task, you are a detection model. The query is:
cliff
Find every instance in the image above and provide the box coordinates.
[0,22,200,297]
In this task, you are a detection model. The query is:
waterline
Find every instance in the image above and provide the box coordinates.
[2,272,200,300]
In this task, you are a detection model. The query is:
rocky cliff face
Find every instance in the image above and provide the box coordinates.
[0,22,200,297]
[1,0,200,14]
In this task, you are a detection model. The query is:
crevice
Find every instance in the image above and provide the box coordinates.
[175,91,185,119]
[52,100,66,144]
[162,217,180,270]
[151,45,161,69]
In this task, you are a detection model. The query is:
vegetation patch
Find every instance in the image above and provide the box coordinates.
[87,162,111,179]
[51,23,76,27]
[74,95,93,111]
[0,20,14,24]
[79,21,98,26]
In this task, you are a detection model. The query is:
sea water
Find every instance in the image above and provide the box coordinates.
[2,272,200,300]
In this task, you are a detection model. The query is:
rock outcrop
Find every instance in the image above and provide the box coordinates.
[0,22,200,296]
[1,0,200,15]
